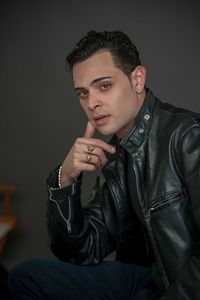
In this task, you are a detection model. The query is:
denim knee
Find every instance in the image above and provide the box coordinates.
[8,259,42,299]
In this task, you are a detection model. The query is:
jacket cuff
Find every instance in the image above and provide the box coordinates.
[46,166,82,199]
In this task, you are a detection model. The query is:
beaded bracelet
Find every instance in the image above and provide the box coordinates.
[58,165,62,188]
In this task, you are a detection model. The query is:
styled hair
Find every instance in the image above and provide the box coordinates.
[66,30,141,76]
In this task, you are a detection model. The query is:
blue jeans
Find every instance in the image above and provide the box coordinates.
[8,259,159,299]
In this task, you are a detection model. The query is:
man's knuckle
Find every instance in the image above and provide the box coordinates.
[73,159,79,168]
[74,142,80,151]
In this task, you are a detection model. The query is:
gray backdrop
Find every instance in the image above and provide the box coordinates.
[0,0,200,270]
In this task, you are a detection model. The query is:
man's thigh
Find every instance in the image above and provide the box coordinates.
[9,258,159,300]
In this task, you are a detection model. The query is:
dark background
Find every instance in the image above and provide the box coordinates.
[0,0,200,270]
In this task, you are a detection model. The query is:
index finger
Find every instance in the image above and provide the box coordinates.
[84,121,95,139]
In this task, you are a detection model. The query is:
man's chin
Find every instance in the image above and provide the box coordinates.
[96,127,115,137]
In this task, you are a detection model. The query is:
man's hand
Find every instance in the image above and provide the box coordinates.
[60,122,116,187]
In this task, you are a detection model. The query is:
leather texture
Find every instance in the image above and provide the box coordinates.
[47,89,200,299]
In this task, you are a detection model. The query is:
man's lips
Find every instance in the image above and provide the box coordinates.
[93,115,110,125]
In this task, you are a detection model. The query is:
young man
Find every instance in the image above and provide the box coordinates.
[9,31,200,299]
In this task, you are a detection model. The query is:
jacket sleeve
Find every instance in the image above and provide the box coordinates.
[46,167,115,265]
[160,119,200,299]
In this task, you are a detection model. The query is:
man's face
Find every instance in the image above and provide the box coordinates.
[73,51,146,138]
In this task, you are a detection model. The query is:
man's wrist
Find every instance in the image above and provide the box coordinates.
[58,165,77,188]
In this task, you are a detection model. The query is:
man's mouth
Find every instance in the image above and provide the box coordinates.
[93,115,110,125]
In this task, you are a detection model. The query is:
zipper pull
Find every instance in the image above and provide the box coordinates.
[66,220,72,233]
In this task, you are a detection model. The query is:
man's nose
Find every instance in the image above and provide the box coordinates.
[88,92,102,110]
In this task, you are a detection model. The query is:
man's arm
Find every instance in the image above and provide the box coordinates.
[46,122,116,265]
[160,119,200,299]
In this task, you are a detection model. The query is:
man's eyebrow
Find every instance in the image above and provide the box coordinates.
[91,76,112,85]
[74,76,112,91]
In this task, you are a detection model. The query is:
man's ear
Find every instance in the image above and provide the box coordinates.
[130,66,146,93]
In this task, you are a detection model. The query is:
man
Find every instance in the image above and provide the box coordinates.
[9,31,200,299]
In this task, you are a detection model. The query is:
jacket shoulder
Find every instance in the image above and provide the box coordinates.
[155,98,200,131]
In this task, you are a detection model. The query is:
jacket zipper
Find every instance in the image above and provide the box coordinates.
[149,191,183,212]
[49,190,72,233]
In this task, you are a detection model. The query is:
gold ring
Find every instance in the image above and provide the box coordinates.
[87,144,95,153]
[86,153,91,162]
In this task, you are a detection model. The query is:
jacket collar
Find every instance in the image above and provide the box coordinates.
[103,89,158,166]
[120,88,158,155]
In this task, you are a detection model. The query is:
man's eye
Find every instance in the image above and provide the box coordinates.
[100,83,111,90]
[77,91,88,99]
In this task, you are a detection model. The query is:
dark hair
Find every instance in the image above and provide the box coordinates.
[66,30,141,76]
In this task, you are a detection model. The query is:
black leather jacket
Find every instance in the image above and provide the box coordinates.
[47,89,200,299]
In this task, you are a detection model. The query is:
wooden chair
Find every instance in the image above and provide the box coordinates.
[0,184,19,256]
